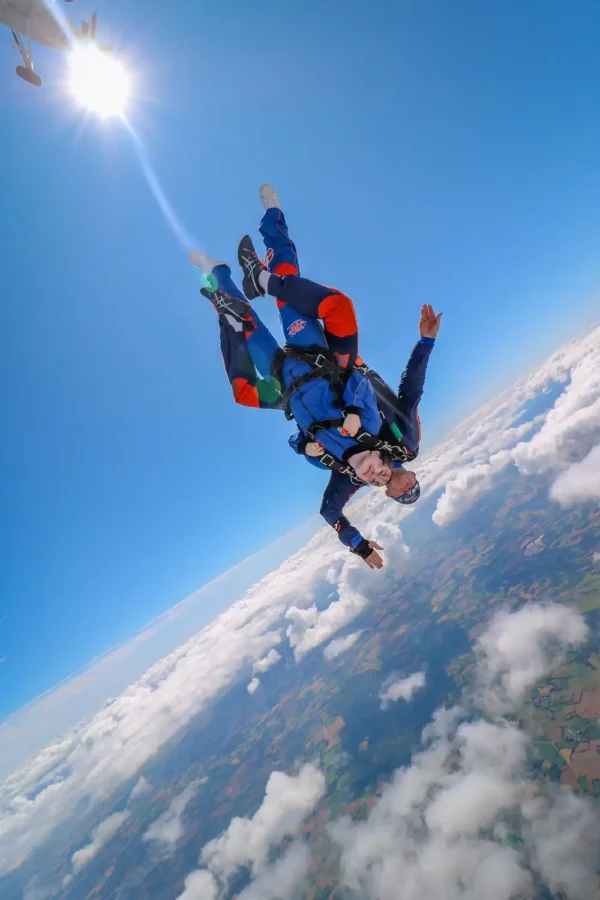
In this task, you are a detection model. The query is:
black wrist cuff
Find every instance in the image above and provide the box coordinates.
[344,406,362,417]
[350,539,371,560]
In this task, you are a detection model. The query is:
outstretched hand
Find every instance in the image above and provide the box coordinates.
[364,541,384,570]
[420,304,443,339]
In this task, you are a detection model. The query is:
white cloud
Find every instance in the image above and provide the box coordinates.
[236,842,311,900]
[247,677,260,695]
[201,764,325,878]
[143,780,203,852]
[285,604,320,653]
[253,648,282,674]
[129,775,152,801]
[594,551,600,564]
[23,881,54,900]
[287,521,409,660]
[550,443,600,504]
[329,603,600,900]
[71,811,129,873]
[475,602,589,713]
[331,721,533,900]
[180,766,324,900]
[324,631,362,661]
[176,869,218,900]
[380,671,426,709]
[432,452,513,527]
[524,789,600,900]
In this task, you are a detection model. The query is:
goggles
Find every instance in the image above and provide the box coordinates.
[393,480,421,505]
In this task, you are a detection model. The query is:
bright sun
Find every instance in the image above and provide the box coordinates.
[68,46,130,117]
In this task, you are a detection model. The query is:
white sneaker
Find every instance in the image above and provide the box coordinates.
[189,250,225,273]
[259,184,281,210]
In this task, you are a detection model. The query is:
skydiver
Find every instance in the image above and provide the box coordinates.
[190,186,441,570]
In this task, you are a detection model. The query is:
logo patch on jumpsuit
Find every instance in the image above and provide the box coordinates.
[288,318,307,337]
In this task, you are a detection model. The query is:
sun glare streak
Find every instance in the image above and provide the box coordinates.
[40,0,198,258]
[122,119,198,254]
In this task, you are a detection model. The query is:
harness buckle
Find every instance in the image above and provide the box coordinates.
[355,431,377,446]
[313,353,330,370]
[319,453,337,468]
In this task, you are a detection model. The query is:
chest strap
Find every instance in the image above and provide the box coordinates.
[276,351,417,468]
[278,345,346,420]
[351,428,417,463]
[317,452,367,486]
[306,419,415,465]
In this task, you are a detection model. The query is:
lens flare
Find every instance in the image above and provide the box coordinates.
[122,119,198,253]
[68,46,130,117]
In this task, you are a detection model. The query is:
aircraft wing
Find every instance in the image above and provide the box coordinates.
[0,0,69,50]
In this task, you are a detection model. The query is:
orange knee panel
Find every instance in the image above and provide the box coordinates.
[232,378,261,408]
[317,291,358,339]
[273,262,299,276]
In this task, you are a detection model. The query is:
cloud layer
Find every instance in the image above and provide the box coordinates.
[427,325,600,527]
[286,520,409,661]
[330,602,598,900]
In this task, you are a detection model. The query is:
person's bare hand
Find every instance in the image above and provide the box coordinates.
[420,304,443,339]
[305,441,325,458]
[340,413,361,437]
[364,541,384,569]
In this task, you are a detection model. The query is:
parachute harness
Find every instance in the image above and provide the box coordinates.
[273,345,417,482]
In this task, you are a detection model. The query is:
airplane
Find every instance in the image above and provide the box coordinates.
[1,0,109,86]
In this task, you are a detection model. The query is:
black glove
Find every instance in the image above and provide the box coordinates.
[349,539,372,560]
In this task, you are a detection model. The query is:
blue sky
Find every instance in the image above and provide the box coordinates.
[1,0,599,721]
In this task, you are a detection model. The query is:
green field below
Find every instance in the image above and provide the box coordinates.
[566,573,600,613]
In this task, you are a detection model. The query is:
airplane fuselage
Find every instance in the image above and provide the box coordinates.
[0,0,68,49]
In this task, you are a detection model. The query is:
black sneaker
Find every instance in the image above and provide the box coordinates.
[238,235,267,301]
[201,287,250,322]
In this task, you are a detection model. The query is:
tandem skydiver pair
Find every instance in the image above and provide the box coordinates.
[190,186,442,571]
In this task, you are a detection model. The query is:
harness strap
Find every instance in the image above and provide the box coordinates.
[279,345,346,419]
[317,453,366,486]
[307,419,414,465]
[307,421,413,486]
[351,429,417,463]
[279,365,338,416]
[305,417,345,441]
